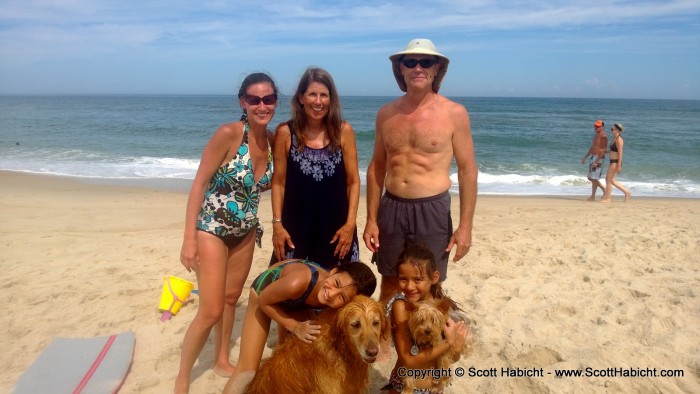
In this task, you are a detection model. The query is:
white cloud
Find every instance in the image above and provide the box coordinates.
[1,1,698,97]
[586,77,601,88]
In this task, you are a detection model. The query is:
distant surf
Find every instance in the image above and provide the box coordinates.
[1,95,698,197]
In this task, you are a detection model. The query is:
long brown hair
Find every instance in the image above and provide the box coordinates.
[289,67,343,151]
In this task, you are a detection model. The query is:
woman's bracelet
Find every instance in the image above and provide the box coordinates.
[271,218,282,224]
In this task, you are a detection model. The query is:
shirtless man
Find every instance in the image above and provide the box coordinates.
[363,38,478,303]
[581,120,608,201]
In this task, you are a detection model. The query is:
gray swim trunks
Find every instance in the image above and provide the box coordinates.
[587,155,605,180]
[373,190,452,280]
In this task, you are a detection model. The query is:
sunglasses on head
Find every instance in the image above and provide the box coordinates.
[401,58,438,69]
[244,94,277,106]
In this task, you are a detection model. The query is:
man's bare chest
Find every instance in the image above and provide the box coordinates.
[383,119,452,153]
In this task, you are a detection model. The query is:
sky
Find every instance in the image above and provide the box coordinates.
[1,0,699,99]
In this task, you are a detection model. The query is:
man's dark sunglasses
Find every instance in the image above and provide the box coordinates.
[401,58,438,69]
[244,94,277,105]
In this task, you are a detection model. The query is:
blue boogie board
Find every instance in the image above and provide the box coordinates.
[14,331,135,394]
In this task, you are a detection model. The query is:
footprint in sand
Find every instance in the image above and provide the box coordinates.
[553,305,577,319]
[514,345,563,367]
[629,289,650,299]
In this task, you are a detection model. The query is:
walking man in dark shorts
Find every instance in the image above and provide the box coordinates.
[363,38,478,303]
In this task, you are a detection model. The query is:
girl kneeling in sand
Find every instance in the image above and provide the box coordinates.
[223,259,376,394]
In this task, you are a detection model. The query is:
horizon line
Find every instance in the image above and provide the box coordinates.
[1,93,698,102]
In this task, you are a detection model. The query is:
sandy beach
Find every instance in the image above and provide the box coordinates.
[1,170,698,393]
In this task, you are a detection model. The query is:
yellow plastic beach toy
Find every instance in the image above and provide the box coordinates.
[158,276,195,321]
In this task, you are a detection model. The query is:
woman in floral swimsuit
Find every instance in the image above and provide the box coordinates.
[175,72,278,394]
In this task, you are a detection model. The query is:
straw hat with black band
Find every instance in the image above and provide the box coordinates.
[389,38,450,93]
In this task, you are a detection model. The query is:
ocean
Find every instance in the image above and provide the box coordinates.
[1,95,699,198]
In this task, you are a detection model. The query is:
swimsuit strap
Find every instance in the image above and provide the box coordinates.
[242,120,250,145]
[268,259,323,305]
[295,260,324,303]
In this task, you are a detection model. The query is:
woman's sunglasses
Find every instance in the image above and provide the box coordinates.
[401,58,438,69]
[244,94,277,105]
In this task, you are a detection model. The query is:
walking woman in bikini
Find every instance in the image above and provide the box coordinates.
[601,123,631,202]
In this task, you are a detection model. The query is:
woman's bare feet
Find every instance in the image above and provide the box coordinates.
[624,191,631,202]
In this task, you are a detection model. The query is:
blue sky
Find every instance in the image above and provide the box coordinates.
[1,1,698,99]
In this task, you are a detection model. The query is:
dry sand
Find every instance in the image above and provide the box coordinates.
[1,170,698,393]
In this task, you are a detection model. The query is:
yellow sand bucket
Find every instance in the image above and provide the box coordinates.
[159,276,195,321]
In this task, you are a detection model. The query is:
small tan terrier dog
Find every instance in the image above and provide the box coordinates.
[403,298,472,393]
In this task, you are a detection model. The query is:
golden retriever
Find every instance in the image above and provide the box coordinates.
[245,295,390,394]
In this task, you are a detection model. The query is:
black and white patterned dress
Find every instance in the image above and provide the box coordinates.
[275,128,359,269]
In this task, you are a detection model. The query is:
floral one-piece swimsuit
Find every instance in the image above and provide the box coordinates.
[196,121,272,247]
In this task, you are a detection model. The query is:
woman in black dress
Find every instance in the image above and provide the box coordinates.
[270,67,361,269]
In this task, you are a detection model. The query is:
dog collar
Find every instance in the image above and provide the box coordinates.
[410,343,420,356]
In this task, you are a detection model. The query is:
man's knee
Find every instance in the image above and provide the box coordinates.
[379,276,399,305]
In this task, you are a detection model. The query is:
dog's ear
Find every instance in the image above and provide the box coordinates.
[404,301,419,313]
[436,298,452,315]
[331,305,348,339]
[378,303,391,340]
